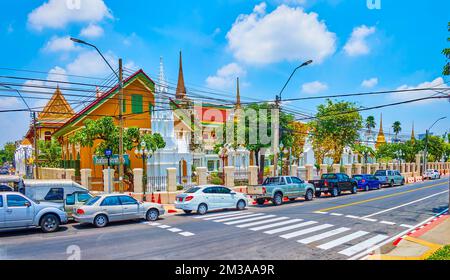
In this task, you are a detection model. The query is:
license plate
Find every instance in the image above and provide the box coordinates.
[177,198,183,202]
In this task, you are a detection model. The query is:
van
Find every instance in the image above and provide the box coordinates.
[19,180,89,203]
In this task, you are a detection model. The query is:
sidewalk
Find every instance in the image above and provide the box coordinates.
[368,212,450,260]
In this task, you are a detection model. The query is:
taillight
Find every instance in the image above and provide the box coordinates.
[262,187,267,194]
[324,180,329,187]
[362,180,366,183]
[185,196,194,202]
[76,209,85,215]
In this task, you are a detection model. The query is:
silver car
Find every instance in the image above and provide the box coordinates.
[73,194,165,228]
[0,192,68,233]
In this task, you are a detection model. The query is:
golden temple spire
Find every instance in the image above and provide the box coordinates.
[175,51,187,100]
[411,122,416,144]
[376,113,387,149]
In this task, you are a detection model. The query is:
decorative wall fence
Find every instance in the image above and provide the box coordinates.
[147,176,168,193]
[234,170,249,186]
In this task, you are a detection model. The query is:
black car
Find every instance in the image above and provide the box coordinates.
[309,173,358,198]
[0,184,13,192]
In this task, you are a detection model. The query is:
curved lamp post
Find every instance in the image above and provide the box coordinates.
[423,117,447,174]
[134,141,152,201]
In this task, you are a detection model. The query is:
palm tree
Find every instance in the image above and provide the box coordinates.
[392,121,402,142]
[365,116,376,133]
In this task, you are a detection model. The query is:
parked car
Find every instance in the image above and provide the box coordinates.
[175,185,248,214]
[423,169,441,180]
[64,191,94,218]
[374,170,405,187]
[0,169,9,175]
[73,194,165,228]
[309,173,358,197]
[352,174,381,191]
[247,176,315,206]
[0,192,68,233]
[0,185,14,192]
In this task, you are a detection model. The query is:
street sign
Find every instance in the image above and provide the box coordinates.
[94,155,130,166]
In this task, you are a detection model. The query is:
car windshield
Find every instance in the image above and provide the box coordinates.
[322,174,337,179]
[185,187,201,193]
[375,171,386,176]
[85,196,101,206]
[263,177,282,185]
[353,175,364,180]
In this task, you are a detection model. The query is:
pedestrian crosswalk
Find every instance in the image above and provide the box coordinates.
[194,211,390,258]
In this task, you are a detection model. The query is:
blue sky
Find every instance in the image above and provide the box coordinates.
[0,0,449,146]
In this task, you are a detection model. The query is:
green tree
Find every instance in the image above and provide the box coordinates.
[309,99,363,164]
[0,142,16,165]
[365,116,376,133]
[443,22,450,76]
[427,135,445,162]
[352,144,375,164]
[392,121,402,141]
[37,139,62,168]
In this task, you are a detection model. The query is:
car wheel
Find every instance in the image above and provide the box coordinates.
[401,179,405,186]
[315,192,322,198]
[146,209,159,221]
[390,180,395,188]
[351,185,358,194]
[331,187,339,197]
[183,210,192,214]
[93,214,108,228]
[236,199,246,210]
[40,214,60,233]
[365,185,370,192]
[305,189,314,201]
[273,193,283,206]
[197,203,208,215]
[256,198,266,206]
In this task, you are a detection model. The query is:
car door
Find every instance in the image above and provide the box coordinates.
[119,196,140,219]
[100,196,123,222]
[4,194,34,228]
[202,187,219,209]
[291,177,305,195]
[0,195,5,228]
[217,187,236,208]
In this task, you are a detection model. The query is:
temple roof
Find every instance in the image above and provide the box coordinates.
[175,51,187,100]
[38,85,75,124]
[375,113,387,149]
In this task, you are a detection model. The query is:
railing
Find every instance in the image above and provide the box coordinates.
[147,176,167,193]
[234,170,249,186]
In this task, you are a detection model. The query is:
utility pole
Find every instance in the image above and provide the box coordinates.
[273,95,281,176]
[32,112,39,179]
[423,129,429,175]
[118,59,125,193]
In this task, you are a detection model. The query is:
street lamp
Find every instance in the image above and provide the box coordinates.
[423,117,447,174]
[135,141,151,201]
[70,37,126,193]
[277,60,313,101]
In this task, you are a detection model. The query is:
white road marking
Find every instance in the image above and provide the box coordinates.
[264,221,318,235]
[360,218,378,222]
[400,224,414,229]
[158,225,171,229]
[362,190,449,218]
[201,212,253,220]
[280,224,334,239]
[249,219,303,231]
[338,234,389,256]
[380,221,396,225]
[318,231,370,250]
[237,217,290,228]
[224,215,276,225]
[194,211,244,219]
[179,232,195,237]
[331,213,343,216]
[346,215,360,219]
[298,227,351,244]
[213,214,264,223]
[167,228,182,233]
[315,211,328,214]
[149,222,161,226]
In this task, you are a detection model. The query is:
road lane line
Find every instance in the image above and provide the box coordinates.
[362,190,449,218]
[200,212,253,220]
[317,182,447,212]
[264,221,318,235]
[315,211,328,214]
[167,228,182,233]
[179,232,195,237]
[346,215,360,219]
[317,231,369,250]
[213,214,264,223]
[224,215,276,225]
[298,227,351,244]
[400,224,414,229]
[249,219,303,231]
[158,225,171,229]
[380,221,396,225]
[331,213,343,216]
[280,224,334,239]
[360,218,378,222]
[339,234,389,257]
[237,217,289,228]
[149,222,161,226]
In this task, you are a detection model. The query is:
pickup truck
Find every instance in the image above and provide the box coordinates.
[247,176,316,206]
[309,173,358,198]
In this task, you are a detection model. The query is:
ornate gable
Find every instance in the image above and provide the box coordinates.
[38,86,75,124]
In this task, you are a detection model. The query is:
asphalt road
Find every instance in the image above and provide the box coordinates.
[0,178,448,260]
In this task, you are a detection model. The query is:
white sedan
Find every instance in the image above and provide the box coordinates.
[175,185,248,215]
[424,169,441,180]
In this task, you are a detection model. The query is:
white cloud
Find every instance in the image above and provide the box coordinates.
[302,81,328,94]
[226,2,336,65]
[44,36,78,52]
[66,50,117,76]
[393,77,449,105]
[206,63,246,90]
[0,97,20,110]
[28,0,112,31]
[343,25,376,56]
[361,77,378,88]
[80,23,104,38]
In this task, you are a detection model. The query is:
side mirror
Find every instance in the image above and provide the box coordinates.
[230,192,236,195]
[24,201,31,208]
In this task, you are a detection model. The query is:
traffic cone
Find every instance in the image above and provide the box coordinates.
[151,193,155,203]
[157,194,162,204]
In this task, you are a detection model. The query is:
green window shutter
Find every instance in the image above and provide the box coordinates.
[148,102,153,114]
[131,94,143,114]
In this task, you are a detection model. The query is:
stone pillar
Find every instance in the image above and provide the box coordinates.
[411,163,416,177]
[345,164,352,177]
[80,169,91,189]
[405,163,411,173]
[305,164,314,181]
[332,164,341,173]
[133,168,143,194]
[196,167,207,185]
[167,168,177,192]
[355,163,362,175]
[103,168,115,193]
[320,164,328,175]
[290,165,298,177]
[372,163,379,174]
[366,164,372,175]
[248,166,259,186]
[388,163,394,170]
[224,166,235,188]
[65,169,75,180]
[415,154,421,174]
[401,163,406,174]
[380,163,386,170]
